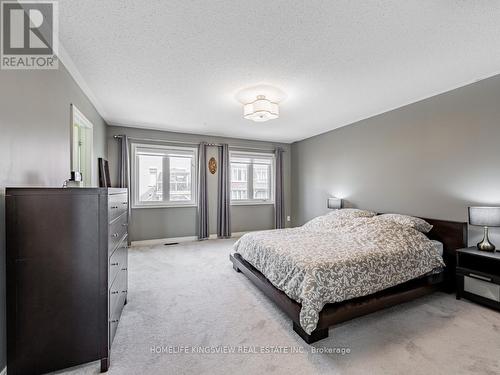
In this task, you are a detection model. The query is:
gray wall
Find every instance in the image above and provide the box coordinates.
[292,74,500,247]
[107,126,292,241]
[0,64,108,369]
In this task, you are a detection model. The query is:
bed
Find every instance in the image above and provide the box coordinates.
[230,210,467,343]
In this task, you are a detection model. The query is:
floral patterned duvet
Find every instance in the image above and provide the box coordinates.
[232,215,444,334]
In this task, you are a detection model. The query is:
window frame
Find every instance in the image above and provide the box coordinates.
[131,143,198,209]
[229,150,275,206]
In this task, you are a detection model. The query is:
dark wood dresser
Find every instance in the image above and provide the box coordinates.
[6,188,129,374]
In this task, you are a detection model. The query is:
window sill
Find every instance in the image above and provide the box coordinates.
[132,203,197,209]
[231,201,275,206]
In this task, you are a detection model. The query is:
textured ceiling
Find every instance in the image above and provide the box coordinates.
[58,1,500,143]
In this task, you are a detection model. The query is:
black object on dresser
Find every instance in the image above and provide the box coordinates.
[456,247,500,311]
[6,188,129,374]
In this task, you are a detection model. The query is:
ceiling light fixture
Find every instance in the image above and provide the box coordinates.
[236,85,285,123]
[243,95,279,122]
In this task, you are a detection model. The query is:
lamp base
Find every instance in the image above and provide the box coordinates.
[477,227,496,252]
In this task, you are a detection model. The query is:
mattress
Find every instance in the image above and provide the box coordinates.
[430,240,444,256]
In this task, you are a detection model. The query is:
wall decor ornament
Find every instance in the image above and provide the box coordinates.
[209,157,217,174]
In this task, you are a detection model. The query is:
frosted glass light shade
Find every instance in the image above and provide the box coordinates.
[243,95,279,122]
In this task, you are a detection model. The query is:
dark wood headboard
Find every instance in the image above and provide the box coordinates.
[422,217,468,255]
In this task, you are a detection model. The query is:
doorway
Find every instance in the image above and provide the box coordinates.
[70,104,94,186]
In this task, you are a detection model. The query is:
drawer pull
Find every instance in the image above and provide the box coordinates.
[111,291,119,295]
[122,290,127,293]
[112,233,119,238]
[469,273,492,282]
[122,267,128,271]
[111,319,119,323]
[110,262,119,266]
[122,223,128,227]
[110,205,118,209]
[122,202,128,205]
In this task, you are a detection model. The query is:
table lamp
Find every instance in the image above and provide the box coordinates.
[468,206,500,252]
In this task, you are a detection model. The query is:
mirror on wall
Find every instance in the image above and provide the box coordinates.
[70,104,94,187]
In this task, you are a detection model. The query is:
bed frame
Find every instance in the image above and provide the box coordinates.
[230,217,467,343]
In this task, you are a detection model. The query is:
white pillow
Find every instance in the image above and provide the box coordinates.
[376,214,433,233]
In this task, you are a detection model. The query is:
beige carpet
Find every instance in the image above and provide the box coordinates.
[57,239,500,375]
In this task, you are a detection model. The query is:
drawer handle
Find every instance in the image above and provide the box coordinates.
[111,291,119,295]
[122,223,128,227]
[122,290,127,293]
[122,267,128,271]
[469,273,492,282]
[111,319,119,323]
[122,202,128,205]
[112,233,119,238]
[110,262,119,266]
[110,205,118,209]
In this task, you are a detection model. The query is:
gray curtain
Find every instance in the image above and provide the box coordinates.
[274,147,285,229]
[118,135,131,218]
[217,144,231,238]
[197,142,209,240]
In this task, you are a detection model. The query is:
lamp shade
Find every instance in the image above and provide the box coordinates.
[468,207,500,227]
[327,197,342,209]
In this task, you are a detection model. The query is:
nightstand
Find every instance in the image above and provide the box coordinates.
[456,247,500,311]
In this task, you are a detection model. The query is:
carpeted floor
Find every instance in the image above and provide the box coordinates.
[57,239,500,375]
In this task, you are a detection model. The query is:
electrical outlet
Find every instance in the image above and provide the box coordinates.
[287,216,291,222]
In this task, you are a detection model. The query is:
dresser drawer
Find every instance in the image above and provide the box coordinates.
[109,271,127,344]
[109,268,127,313]
[464,275,500,302]
[109,295,125,345]
[109,239,127,286]
[108,193,128,223]
[108,212,128,253]
[109,317,119,345]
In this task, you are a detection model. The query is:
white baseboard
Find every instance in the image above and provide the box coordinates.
[131,231,249,247]
[231,231,248,238]
[131,236,197,247]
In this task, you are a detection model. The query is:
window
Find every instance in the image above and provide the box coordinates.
[230,151,274,204]
[132,144,197,208]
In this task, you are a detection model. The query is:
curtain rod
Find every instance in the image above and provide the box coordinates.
[113,135,284,153]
